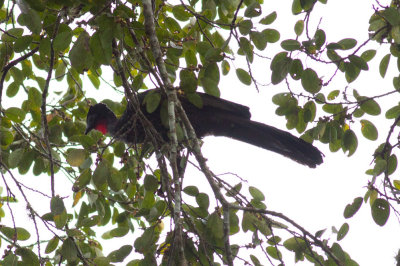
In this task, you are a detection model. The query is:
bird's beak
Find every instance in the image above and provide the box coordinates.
[84,125,93,135]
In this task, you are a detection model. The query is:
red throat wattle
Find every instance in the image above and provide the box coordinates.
[95,121,108,134]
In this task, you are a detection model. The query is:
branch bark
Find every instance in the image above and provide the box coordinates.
[142,1,186,265]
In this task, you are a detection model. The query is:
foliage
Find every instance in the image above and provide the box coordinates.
[0,0,399,265]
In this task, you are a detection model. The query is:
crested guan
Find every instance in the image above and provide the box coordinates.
[85,89,323,168]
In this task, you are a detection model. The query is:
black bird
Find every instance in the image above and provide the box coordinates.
[85,89,323,168]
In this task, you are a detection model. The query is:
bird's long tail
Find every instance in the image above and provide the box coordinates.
[212,116,323,168]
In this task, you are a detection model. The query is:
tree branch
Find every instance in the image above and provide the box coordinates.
[142,1,186,264]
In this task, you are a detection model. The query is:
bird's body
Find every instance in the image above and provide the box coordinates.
[85,89,323,168]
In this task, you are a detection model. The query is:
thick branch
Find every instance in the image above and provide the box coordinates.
[142,1,186,264]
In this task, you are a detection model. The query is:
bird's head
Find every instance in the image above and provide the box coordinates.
[85,103,117,135]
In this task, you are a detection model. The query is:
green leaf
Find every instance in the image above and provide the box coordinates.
[382,7,400,26]
[200,77,219,97]
[73,169,91,190]
[337,38,357,50]
[61,238,78,261]
[14,35,33,52]
[144,174,158,193]
[314,29,326,49]
[134,228,158,253]
[371,198,390,226]
[250,31,268,51]
[301,68,321,94]
[283,237,307,252]
[6,82,20,98]
[271,52,291,84]
[379,54,391,78]
[108,168,123,192]
[50,196,65,216]
[394,180,400,190]
[207,212,223,238]
[250,254,262,266]
[238,20,253,35]
[263,29,280,43]
[349,55,368,70]
[70,31,93,73]
[28,87,42,108]
[259,11,277,25]
[88,70,100,89]
[360,98,381,116]
[236,68,252,85]
[289,59,303,80]
[388,154,397,175]
[327,90,340,100]
[342,129,358,156]
[226,183,242,197]
[108,245,133,263]
[45,236,59,254]
[244,2,261,18]
[343,197,363,218]
[204,48,224,62]
[92,161,110,191]
[172,5,191,21]
[103,227,129,239]
[165,17,181,33]
[65,148,87,167]
[360,120,378,141]
[281,39,301,51]
[337,223,349,241]
[249,186,265,201]
[196,193,209,210]
[0,227,30,241]
[266,246,282,260]
[5,107,26,123]
[294,20,304,36]
[179,69,197,93]
[8,148,25,168]
[53,30,72,52]
[23,0,45,11]
[183,186,199,196]
[186,92,203,108]
[373,159,387,176]
[344,62,360,83]
[15,247,39,265]
[18,10,41,35]
[144,91,161,113]
[184,49,197,67]
[361,49,376,62]
[221,60,230,75]
[90,31,112,65]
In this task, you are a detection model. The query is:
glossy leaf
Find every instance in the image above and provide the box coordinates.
[65,148,87,167]
[281,39,301,51]
[342,129,358,156]
[337,223,349,241]
[360,120,378,140]
[371,198,390,226]
[301,68,321,93]
[379,54,391,78]
[45,236,59,254]
[249,186,265,201]
[50,196,65,216]
[294,20,304,36]
[108,245,133,263]
[183,186,199,196]
[236,68,252,85]
[344,197,363,218]
[259,11,277,25]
